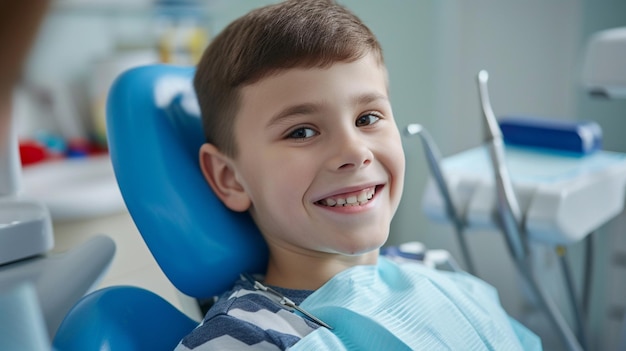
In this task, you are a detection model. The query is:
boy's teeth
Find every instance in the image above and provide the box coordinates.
[357,192,367,203]
[319,187,376,207]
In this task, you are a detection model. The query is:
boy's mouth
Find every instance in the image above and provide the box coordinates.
[315,186,380,207]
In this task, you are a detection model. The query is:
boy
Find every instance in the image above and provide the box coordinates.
[176,0,541,350]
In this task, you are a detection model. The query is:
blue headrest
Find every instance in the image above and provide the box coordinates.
[106,64,268,298]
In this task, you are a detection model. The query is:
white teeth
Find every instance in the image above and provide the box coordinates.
[357,192,367,202]
[319,187,377,207]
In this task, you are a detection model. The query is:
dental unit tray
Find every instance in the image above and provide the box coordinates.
[422,145,626,245]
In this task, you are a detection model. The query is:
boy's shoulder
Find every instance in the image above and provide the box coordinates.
[176,279,319,351]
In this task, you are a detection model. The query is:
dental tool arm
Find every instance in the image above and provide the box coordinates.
[477,71,527,262]
[405,124,476,275]
[477,70,583,351]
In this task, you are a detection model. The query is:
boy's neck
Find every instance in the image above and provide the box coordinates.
[262,247,380,290]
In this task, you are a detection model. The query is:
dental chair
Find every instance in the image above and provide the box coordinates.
[52,64,268,350]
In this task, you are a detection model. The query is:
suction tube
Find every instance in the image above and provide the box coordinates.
[404,124,476,275]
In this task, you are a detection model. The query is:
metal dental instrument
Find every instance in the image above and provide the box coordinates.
[477,70,527,262]
[404,124,476,275]
[241,274,333,330]
[477,70,583,351]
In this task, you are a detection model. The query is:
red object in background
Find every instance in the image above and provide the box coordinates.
[87,142,109,156]
[18,138,109,167]
[19,140,47,166]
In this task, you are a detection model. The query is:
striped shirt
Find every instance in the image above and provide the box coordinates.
[175,277,319,351]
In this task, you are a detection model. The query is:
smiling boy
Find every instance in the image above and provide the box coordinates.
[194,0,403,293]
[175,1,540,350]
[203,54,404,291]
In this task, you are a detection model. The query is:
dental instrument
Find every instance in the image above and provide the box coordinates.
[477,70,583,351]
[477,71,527,262]
[404,124,477,275]
[241,273,333,330]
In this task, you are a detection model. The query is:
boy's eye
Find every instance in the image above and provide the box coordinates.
[288,127,318,139]
[355,113,380,127]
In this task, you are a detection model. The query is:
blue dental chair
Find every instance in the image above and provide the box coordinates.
[52,65,268,350]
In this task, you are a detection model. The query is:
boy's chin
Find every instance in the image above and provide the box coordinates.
[336,240,386,257]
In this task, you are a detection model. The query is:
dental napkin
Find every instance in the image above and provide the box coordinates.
[291,257,541,351]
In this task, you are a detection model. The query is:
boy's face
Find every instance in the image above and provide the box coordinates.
[226,53,404,257]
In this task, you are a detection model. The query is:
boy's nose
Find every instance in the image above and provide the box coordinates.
[331,131,373,171]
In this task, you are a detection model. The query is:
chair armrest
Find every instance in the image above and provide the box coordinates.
[53,285,198,351]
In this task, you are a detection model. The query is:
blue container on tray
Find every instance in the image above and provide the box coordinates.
[498,116,603,156]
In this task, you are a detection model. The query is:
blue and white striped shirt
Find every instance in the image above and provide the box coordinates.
[175,277,319,351]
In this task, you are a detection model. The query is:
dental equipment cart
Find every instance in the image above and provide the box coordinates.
[419,63,626,351]
[422,146,626,247]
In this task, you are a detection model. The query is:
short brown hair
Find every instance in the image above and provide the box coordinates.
[194,0,384,156]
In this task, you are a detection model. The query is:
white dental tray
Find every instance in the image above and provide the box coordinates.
[422,145,626,245]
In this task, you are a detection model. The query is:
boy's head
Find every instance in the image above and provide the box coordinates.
[194,0,384,157]
[196,0,405,276]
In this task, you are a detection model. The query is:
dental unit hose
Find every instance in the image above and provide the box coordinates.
[477,70,583,351]
[477,70,527,262]
[557,245,589,350]
[404,124,477,275]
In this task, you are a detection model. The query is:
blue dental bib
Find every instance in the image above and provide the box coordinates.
[291,257,541,351]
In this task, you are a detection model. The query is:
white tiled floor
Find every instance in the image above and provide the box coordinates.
[51,210,202,321]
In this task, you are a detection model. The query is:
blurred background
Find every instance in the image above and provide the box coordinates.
[7,0,626,349]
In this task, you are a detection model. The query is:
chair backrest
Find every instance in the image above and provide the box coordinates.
[106,64,268,299]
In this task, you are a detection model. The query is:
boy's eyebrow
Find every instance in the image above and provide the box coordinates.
[354,92,389,107]
[268,103,320,127]
[267,93,389,127]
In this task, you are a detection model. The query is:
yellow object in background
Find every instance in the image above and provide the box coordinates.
[158,19,210,65]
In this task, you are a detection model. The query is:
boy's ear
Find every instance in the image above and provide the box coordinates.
[199,143,251,212]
